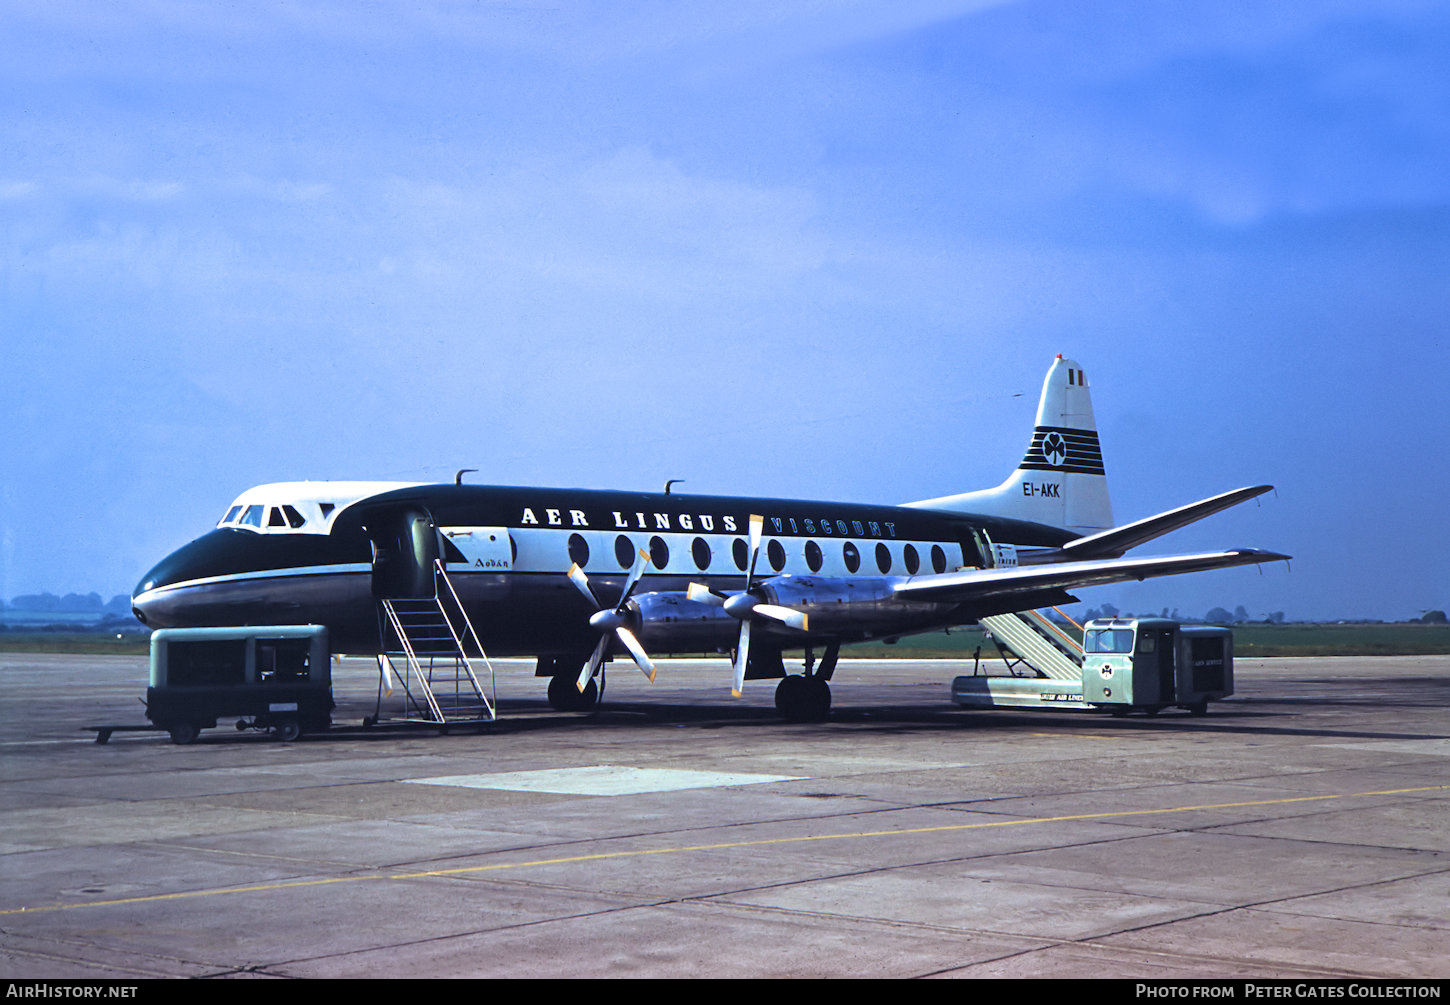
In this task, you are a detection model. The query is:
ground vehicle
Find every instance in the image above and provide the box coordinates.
[146,625,332,743]
[951,616,1234,715]
[1080,617,1233,715]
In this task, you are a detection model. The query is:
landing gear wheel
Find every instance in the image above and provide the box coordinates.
[168,722,199,745]
[548,674,598,713]
[1188,701,1208,716]
[775,675,831,723]
[273,720,301,743]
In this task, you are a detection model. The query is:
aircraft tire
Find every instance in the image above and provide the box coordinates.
[547,674,598,713]
[776,676,831,723]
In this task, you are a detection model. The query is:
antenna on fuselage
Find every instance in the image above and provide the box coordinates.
[455,469,477,485]
[664,479,685,495]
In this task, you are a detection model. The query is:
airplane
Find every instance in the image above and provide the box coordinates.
[131,355,1288,721]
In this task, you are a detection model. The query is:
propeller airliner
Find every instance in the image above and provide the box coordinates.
[132,356,1288,721]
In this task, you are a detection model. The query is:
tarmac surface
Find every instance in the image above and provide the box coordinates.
[1,651,1447,979]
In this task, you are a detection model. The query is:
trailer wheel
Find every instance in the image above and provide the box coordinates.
[1188,701,1208,716]
[274,720,301,743]
[168,723,199,745]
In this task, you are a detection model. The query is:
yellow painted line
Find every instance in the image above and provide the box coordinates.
[5,783,1446,917]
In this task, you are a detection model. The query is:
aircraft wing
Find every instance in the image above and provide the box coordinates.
[1054,485,1275,560]
[891,548,1290,608]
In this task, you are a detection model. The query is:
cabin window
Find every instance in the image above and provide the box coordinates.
[268,507,287,528]
[904,544,920,575]
[568,533,590,568]
[241,505,264,528]
[733,538,748,571]
[691,537,711,571]
[767,540,786,572]
[281,505,306,528]
[842,541,860,573]
[614,535,635,569]
[931,544,947,574]
[804,540,823,572]
[222,505,242,524]
[649,536,670,570]
[875,542,891,573]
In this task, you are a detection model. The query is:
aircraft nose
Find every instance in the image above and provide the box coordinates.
[130,532,231,629]
[131,564,171,627]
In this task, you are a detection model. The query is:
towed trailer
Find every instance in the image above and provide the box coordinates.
[951,616,1233,716]
[143,625,333,743]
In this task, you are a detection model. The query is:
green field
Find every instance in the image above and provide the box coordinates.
[0,632,152,655]
[2,624,1447,659]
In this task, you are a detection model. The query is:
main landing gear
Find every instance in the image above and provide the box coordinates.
[773,643,839,723]
[539,657,600,713]
[547,674,598,713]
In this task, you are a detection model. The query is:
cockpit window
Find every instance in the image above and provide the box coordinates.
[214,484,397,535]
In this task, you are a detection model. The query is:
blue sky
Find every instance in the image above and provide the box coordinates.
[2,0,1446,621]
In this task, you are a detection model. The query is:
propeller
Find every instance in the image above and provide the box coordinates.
[567,547,656,691]
[687,514,808,696]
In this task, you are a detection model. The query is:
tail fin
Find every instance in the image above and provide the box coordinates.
[904,355,1114,534]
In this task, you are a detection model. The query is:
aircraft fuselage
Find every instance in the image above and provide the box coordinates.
[132,482,1078,657]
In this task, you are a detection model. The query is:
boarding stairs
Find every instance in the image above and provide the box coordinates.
[978,609,1085,681]
[373,560,496,727]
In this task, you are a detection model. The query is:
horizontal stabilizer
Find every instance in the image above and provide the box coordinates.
[1055,486,1274,560]
[893,548,1290,608]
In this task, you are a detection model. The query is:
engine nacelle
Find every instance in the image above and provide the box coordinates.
[757,575,953,636]
[630,592,740,653]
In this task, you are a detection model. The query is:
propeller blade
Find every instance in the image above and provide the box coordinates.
[746,514,764,586]
[576,634,609,691]
[732,619,750,697]
[567,564,598,607]
[686,582,726,606]
[754,603,809,632]
[615,627,656,682]
[616,548,651,609]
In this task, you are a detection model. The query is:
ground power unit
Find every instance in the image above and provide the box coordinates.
[146,624,333,743]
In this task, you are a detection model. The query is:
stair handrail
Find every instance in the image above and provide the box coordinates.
[432,559,497,718]
[380,598,446,721]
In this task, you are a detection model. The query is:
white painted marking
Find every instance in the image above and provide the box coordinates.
[1325,739,1450,756]
[403,765,805,796]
